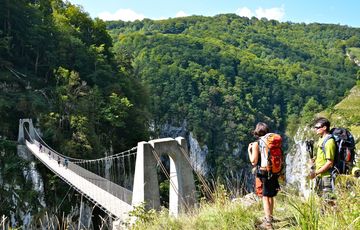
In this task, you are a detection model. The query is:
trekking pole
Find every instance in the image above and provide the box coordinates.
[305,140,314,159]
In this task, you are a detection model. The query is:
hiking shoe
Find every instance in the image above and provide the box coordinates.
[269,215,280,223]
[261,216,279,223]
[259,217,274,230]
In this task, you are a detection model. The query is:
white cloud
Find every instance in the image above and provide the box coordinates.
[97,9,145,21]
[255,7,285,21]
[236,6,285,21]
[236,7,253,18]
[175,11,188,18]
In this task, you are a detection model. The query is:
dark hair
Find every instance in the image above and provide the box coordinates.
[314,117,330,132]
[252,122,270,138]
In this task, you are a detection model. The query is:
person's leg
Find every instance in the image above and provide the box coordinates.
[261,196,273,229]
[269,197,274,216]
[262,196,271,218]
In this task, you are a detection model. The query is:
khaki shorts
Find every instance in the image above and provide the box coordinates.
[315,176,335,200]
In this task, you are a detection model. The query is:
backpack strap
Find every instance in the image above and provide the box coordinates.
[321,134,334,159]
[321,134,341,175]
[256,140,262,167]
[258,137,270,162]
[258,136,272,176]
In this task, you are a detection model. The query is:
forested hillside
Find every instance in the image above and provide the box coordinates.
[107,15,360,176]
[0,0,148,221]
[0,0,149,154]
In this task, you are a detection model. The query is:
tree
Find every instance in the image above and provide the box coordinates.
[301,97,323,123]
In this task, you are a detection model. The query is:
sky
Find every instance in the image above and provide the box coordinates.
[67,0,359,28]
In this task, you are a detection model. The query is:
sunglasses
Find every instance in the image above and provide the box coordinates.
[314,125,323,129]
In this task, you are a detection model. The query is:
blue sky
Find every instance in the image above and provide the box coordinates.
[67,0,359,28]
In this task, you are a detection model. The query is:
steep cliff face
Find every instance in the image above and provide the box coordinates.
[18,146,46,207]
[0,143,45,227]
[159,122,209,175]
[188,132,209,175]
[159,123,254,195]
[285,127,314,198]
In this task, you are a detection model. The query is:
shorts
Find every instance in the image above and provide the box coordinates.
[255,174,280,197]
[315,176,335,200]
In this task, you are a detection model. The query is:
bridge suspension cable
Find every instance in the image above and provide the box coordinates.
[151,149,190,211]
[27,127,137,190]
[31,127,137,163]
[178,146,214,201]
[28,127,83,161]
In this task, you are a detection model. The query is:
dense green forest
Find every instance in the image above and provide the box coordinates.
[107,15,360,175]
[0,0,149,221]
[1,0,360,225]
[0,0,149,153]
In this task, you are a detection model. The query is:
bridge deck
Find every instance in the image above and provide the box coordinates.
[26,141,132,220]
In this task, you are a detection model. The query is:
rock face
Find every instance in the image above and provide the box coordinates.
[285,127,313,198]
[232,192,259,208]
[346,51,360,67]
[23,162,46,207]
[159,122,209,175]
[159,122,255,195]
[188,132,208,175]
[6,144,47,227]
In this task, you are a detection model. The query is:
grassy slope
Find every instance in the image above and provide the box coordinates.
[319,84,360,153]
[130,177,359,229]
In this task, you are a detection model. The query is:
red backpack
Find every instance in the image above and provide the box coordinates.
[258,133,284,175]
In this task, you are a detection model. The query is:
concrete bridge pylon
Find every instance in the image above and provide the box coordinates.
[18,118,36,144]
[132,137,197,217]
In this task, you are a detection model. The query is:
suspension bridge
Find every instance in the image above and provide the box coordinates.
[17,119,211,228]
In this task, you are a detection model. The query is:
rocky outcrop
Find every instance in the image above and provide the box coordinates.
[285,127,313,198]
[346,51,360,67]
[160,122,209,175]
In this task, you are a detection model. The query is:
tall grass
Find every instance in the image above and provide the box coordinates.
[130,176,359,230]
[286,191,320,230]
[129,184,260,230]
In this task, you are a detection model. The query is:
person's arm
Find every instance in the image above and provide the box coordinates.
[315,159,333,176]
[248,141,259,166]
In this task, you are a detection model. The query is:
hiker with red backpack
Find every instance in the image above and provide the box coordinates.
[248,122,283,229]
[309,117,336,199]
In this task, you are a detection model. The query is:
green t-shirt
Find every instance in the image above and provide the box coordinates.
[315,135,336,177]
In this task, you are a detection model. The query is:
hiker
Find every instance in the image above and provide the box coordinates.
[64,157,69,169]
[248,122,280,229]
[308,117,336,199]
[57,156,61,166]
[39,143,43,152]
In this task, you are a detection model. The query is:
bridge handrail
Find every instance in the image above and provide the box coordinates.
[31,128,137,163]
[30,139,133,205]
